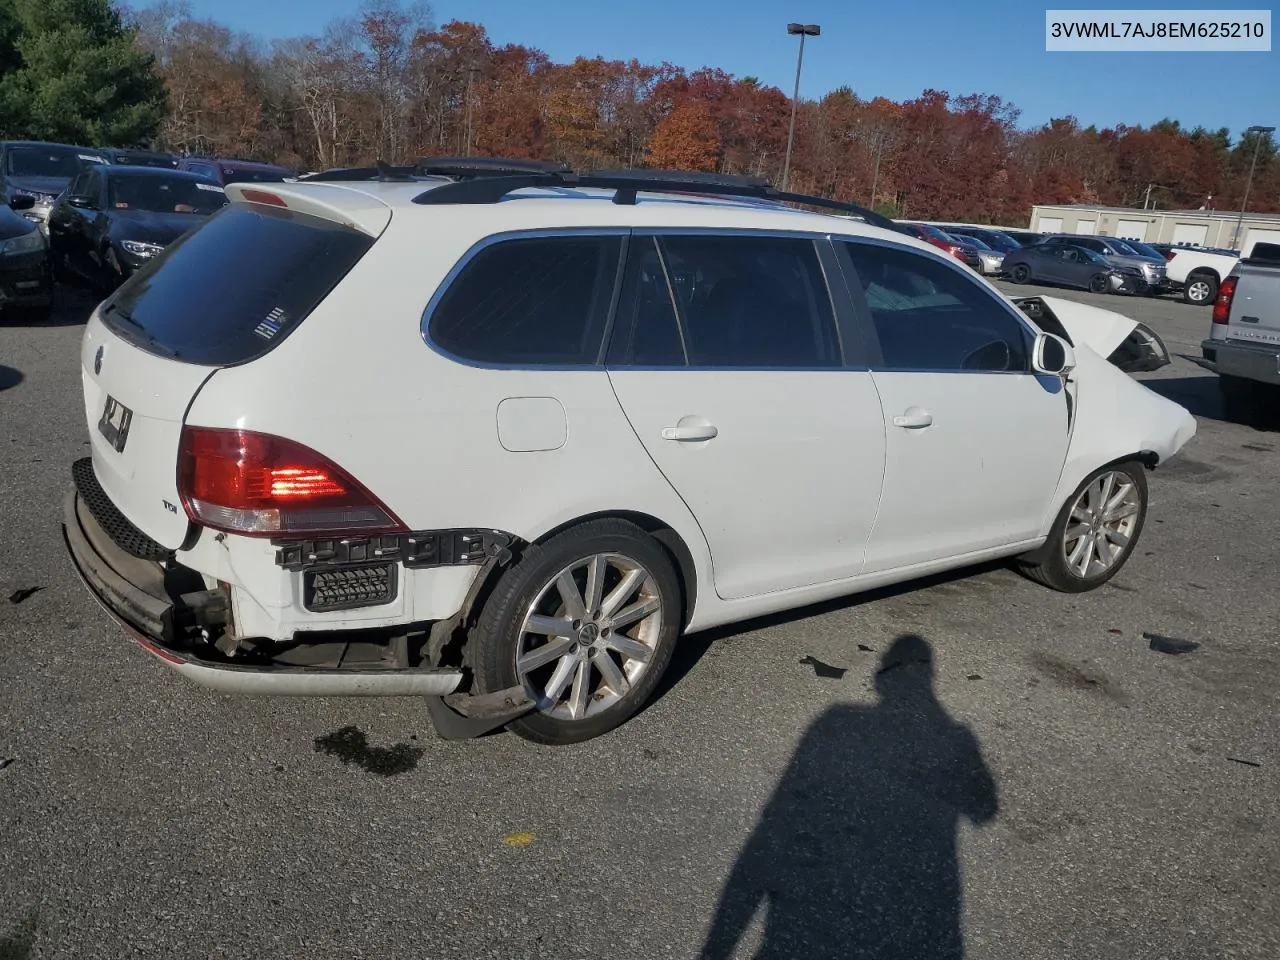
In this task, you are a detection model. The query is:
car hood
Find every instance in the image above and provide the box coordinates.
[5,175,70,198]
[0,205,40,240]
[108,209,209,245]
[1101,254,1157,271]
[1031,295,1171,373]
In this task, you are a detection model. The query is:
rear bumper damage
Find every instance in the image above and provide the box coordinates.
[62,486,465,698]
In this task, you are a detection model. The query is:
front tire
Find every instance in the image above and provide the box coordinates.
[1018,462,1148,593]
[1011,264,1031,283]
[469,519,682,745]
[1183,273,1217,305]
[1088,273,1110,294]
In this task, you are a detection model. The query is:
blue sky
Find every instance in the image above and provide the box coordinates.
[134,0,1277,139]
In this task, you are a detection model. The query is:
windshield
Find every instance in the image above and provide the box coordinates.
[102,204,375,365]
[222,167,289,185]
[1107,239,1140,256]
[1124,240,1162,259]
[982,232,1021,253]
[7,145,106,179]
[911,223,953,243]
[108,174,229,214]
[961,236,993,251]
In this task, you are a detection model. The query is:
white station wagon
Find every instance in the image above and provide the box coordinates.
[63,160,1196,744]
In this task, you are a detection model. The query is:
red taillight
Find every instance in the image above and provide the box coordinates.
[1165,249,1176,261]
[177,427,405,537]
[239,189,287,207]
[1212,276,1237,325]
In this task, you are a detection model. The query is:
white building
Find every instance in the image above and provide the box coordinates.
[1027,204,1280,253]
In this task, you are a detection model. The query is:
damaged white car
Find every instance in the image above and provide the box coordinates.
[62,161,1196,745]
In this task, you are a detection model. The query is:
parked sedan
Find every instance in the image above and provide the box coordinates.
[1004,242,1141,294]
[897,222,982,271]
[47,166,228,293]
[0,195,54,320]
[943,232,1004,276]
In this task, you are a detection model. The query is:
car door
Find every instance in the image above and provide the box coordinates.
[46,171,84,272]
[67,169,103,280]
[605,232,887,601]
[836,238,1071,572]
[1057,247,1089,287]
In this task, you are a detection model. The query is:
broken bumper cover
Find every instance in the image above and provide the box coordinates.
[62,487,465,697]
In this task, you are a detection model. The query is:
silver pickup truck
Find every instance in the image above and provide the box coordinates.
[1201,244,1280,421]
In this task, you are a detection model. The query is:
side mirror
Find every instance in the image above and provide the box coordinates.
[8,194,35,211]
[1033,332,1076,376]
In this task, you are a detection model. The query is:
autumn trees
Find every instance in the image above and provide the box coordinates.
[6,0,1273,224]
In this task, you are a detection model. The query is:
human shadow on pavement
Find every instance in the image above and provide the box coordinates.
[699,635,999,960]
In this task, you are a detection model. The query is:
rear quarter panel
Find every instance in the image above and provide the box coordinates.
[182,213,716,620]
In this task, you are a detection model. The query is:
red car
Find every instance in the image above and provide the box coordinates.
[897,221,982,271]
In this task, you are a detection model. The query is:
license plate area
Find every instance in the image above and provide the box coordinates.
[97,395,133,453]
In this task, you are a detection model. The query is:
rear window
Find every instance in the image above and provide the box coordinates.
[102,204,374,365]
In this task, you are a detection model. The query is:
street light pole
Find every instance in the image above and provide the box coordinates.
[781,22,820,192]
[1232,123,1275,250]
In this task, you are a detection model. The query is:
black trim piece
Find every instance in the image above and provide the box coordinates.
[410,167,910,235]
[303,563,399,612]
[71,457,174,561]
[274,529,515,572]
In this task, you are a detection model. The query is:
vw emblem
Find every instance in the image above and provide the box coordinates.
[93,345,103,375]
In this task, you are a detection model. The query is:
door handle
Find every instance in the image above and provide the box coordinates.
[662,424,719,442]
[892,408,933,429]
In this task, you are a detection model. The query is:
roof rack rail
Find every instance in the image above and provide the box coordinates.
[411,167,908,234]
[413,156,572,178]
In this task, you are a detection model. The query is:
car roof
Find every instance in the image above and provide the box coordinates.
[100,165,214,179]
[231,178,932,250]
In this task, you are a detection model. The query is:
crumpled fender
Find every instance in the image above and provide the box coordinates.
[1039,342,1197,535]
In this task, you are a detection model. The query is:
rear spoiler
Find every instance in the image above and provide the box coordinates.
[222,182,393,238]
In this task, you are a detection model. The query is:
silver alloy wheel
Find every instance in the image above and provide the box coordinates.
[1063,471,1142,579]
[515,553,663,721]
[1187,279,1212,303]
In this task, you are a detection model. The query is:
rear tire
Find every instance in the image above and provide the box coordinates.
[1018,461,1148,593]
[1011,264,1031,283]
[468,519,682,745]
[1183,273,1217,305]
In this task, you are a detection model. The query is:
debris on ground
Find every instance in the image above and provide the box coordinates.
[966,674,983,681]
[1227,757,1262,768]
[8,586,42,604]
[1144,632,1200,655]
[857,644,874,652]
[799,656,847,679]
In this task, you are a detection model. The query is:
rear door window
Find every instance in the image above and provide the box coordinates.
[428,235,623,365]
[102,204,374,365]
[656,234,840,368]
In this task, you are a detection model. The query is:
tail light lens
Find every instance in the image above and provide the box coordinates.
[1212,276,1237,325]
[1165,250,1176,261]
[177,427,405,537]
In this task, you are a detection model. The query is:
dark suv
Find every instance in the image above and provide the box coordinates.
[0,141,109,232]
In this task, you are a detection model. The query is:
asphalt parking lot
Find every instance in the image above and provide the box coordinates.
[1,281,1277,960]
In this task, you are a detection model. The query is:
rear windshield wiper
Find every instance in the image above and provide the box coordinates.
[101,301,181,358]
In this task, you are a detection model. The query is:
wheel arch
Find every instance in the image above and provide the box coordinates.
[454,510,701,639]
[1186,266,1221,284]
[529,510,699,630]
